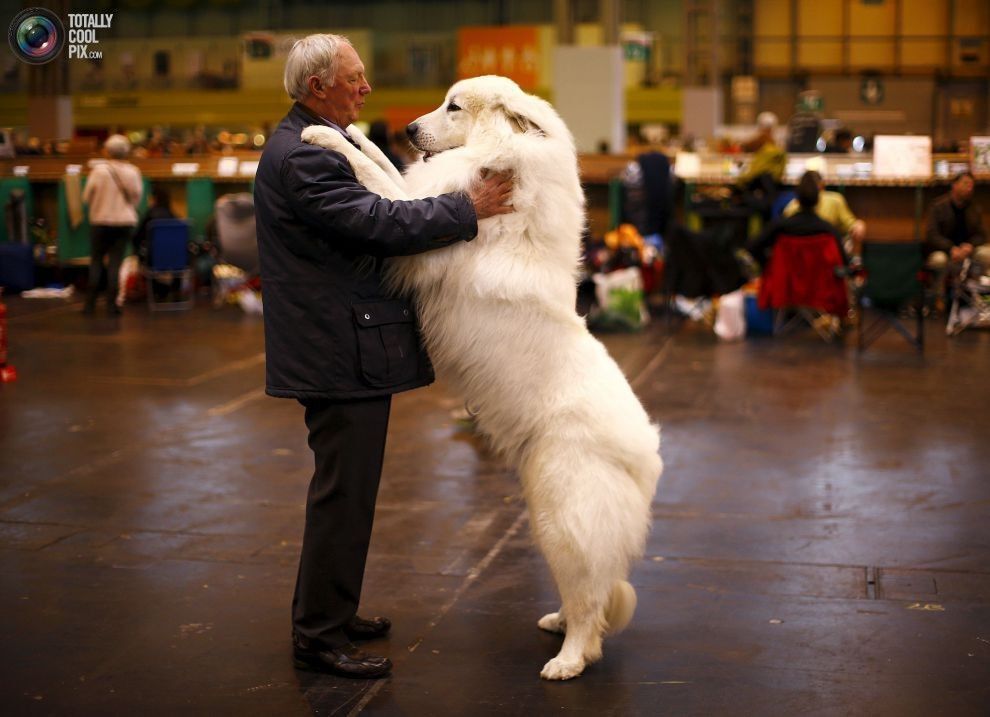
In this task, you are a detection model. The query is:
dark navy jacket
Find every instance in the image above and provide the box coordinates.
[254,103,478,400]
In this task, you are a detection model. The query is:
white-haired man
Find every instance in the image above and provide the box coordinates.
[82,134,143,315]
[254,34,513,679]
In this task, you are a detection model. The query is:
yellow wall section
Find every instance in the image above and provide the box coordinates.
[952,0,989,36]
[0,87,684,131]
[901,0,948,36]
[754,0,989,72]
[754,0,792,69]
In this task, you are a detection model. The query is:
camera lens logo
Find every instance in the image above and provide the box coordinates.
[8,8,65,65]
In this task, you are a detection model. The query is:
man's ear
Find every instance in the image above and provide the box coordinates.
[307,75,327,99]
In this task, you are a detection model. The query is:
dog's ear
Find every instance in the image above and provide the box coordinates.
[502,106,544,136]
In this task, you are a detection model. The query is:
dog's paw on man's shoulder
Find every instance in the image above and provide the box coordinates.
[301,125,342,149]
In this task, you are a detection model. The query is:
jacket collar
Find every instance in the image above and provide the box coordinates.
[289,102,359,148]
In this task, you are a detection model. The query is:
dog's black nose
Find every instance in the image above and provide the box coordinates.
[406,122,419,138]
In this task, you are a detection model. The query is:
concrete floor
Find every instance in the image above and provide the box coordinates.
[1,296,988,716]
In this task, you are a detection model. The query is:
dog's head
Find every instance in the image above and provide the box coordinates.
[406,75,563,160]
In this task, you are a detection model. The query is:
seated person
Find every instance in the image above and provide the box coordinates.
[924,171,989,290]
[782,170,866,255]
[748,171,848,270]
[132,184,181,299]
[826,128,854,154]
[132,184,177,263]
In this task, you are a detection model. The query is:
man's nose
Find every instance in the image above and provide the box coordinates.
[406,123,419,138]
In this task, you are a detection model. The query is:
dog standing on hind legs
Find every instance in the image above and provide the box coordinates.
[301,75,662,680]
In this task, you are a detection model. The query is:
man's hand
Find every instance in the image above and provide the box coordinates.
[951,243,973,261]
[469,170,515,220]
[850,220,866,242]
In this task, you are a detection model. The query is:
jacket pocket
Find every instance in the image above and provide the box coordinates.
[352,299,420,388]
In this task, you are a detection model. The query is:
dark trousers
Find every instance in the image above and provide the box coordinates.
[86,225,131,309]
[292,395,392,648]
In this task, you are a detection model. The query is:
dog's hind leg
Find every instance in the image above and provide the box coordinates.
[525,445,651,680]
[539,573,606,680]
[530,506,611,680]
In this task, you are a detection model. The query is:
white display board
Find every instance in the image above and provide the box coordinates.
[872,135,932,179]
[552,46,625,154]
[970,136,990,178]
[673,152,700,179]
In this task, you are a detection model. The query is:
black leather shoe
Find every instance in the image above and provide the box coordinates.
[293,640,392,679]
[344,615,392,641]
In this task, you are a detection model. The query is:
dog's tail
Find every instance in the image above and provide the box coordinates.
[604,580,637,635]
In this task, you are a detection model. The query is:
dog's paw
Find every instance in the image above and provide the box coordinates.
[537,612,566,634]
[540,656,585,681]
[301,125,342,149]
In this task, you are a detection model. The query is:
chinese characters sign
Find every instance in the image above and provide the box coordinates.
[457,27,540,89]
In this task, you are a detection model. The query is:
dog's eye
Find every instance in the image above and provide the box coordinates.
[447,102,461,112]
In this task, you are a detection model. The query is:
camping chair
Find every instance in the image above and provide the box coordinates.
[946,257,990,336]
[757,233,848,342]
[145,218,193,311]
[856,241,925,353]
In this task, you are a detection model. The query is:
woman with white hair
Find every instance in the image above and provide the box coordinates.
[82,134,143,315]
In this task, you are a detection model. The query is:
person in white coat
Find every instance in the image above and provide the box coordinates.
[82,134,143,315]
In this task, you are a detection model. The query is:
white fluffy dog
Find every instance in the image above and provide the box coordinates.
[302,75,661,680]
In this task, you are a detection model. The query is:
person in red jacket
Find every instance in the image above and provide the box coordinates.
[748,171,848,270]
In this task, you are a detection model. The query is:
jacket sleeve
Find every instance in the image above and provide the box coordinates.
[925,199,953,254]
[126,166,143,208]
[833,194,857,236]
[280,142,478,258]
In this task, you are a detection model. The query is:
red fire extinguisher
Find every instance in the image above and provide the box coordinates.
[0,288,17,383]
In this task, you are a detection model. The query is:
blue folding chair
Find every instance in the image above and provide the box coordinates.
[145,218,193,311]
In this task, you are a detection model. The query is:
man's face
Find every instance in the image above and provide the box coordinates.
[952,175,974,205]
[323,44,371,127]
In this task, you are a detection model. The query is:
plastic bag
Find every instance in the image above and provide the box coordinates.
[589,267,649,331]
[714,289,746,341]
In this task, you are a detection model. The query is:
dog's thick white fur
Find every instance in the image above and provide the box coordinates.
[302,75,661,680]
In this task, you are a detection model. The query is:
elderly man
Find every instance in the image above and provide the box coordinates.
[254,34,513,679]
[82,134,143,315]
[925,172,989,289]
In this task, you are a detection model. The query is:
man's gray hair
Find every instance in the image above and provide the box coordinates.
[284,33,353,101]
[104,134,131,159]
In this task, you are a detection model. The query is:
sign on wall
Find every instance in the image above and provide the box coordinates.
[457,27,540,89]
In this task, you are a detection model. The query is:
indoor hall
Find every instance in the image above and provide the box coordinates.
[3,0,990,714]
[1,299,988,715]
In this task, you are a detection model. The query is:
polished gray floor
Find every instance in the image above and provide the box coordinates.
[1,296,988,716]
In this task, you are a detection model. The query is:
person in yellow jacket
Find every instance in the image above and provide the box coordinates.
[783,170,866,255]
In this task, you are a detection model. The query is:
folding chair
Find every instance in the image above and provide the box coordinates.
[856,241,924,353]
[757,233,848,342]
[946,257,990,336]
[145,218,193,311]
